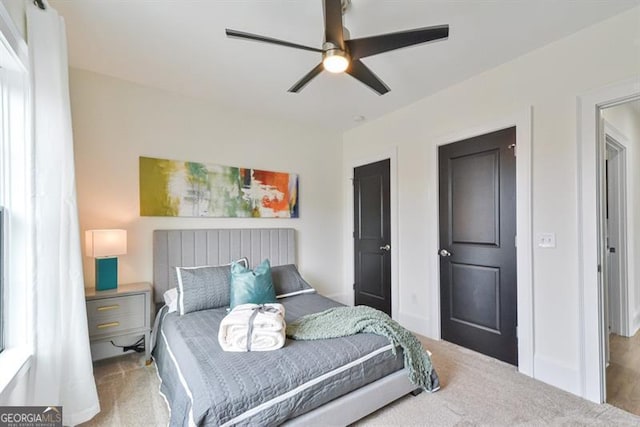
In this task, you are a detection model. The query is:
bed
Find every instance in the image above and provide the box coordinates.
[152,228,426,426]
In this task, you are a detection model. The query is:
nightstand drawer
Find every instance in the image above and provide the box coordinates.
[88,312,145,337]
[86,294,145,319]
[85,282,153,362]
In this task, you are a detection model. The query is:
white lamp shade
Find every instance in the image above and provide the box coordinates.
[85,229,127,257]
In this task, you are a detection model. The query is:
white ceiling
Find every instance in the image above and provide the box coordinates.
[50,0,639,132]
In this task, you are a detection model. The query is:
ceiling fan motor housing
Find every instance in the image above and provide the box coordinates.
[322,42,350,73]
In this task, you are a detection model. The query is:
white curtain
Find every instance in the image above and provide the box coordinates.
[26,2,99,425]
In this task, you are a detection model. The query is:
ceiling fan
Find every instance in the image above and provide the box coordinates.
[225,0,449,95]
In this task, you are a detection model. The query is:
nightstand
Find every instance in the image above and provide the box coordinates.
[85,282,153,363]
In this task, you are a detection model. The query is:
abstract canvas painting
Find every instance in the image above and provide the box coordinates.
[139,156,299,218]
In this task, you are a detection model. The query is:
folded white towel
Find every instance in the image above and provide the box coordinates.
[218,303,286,352]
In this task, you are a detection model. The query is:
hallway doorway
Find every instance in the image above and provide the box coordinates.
[577,77,639,404]
[600,99,640,416]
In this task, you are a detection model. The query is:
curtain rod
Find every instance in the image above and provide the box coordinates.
[34,0,45,10]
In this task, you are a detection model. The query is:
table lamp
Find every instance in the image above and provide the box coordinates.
[85,229,127,291]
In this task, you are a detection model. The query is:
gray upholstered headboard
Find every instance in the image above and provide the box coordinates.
[152,228,296,303]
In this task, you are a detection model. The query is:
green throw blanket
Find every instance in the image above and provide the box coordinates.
[286,305,438,391]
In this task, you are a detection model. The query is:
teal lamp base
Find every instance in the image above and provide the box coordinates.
[96,257,118,291]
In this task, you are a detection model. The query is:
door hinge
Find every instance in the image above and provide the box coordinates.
[508,143,517,156]
[597,264,602,273]
[352,231,355,238]
[353,283,356,290]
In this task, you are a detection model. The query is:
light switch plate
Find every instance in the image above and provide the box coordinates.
[537,232,556,248]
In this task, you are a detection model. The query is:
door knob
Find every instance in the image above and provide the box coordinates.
[439,249,452,257]
[380,244,391,251]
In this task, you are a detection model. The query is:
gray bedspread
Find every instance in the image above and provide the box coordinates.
[153,293,405,426]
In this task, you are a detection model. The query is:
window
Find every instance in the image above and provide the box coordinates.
[0,2,32,393]
[0,49,31,356]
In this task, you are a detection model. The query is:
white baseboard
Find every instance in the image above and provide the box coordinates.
[534,354,580,396]
[397,312,432,338]
[632,310,640,336]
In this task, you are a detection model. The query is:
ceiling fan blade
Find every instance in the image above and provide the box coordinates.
[226,29,323,53]
[323,0,344,48]
[346,59,390,95]
[345,25,449,59]
[288,63,324,93]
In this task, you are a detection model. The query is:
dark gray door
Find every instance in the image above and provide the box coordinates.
[439,127,518,365]
[354,159,391,315]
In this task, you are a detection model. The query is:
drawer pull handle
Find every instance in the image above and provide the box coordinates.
[97,304,120,311]
[97,322,120,329]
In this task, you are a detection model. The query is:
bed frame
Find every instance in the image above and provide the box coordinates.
[152,228,418,425]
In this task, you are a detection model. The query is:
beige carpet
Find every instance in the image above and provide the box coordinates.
[80,337,640,426]
[80,353,169,426]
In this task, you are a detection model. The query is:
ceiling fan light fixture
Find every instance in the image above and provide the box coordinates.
[323,48,349,73]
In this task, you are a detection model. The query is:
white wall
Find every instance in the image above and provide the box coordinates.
[603,101,640,335]
[69,68,344,299]
[343,7,640,396]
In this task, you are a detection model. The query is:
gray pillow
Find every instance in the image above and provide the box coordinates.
[175,258,247,315]
[270,264,314,298]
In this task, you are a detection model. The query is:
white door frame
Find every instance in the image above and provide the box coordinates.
[344,148,399,320]
[604,125,629,338]
[429,108,534,377]
[577,77,640,403]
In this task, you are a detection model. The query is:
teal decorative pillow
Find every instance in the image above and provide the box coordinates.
[230,259,278,309]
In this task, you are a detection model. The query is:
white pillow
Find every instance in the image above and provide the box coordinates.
[164,288,178,313]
